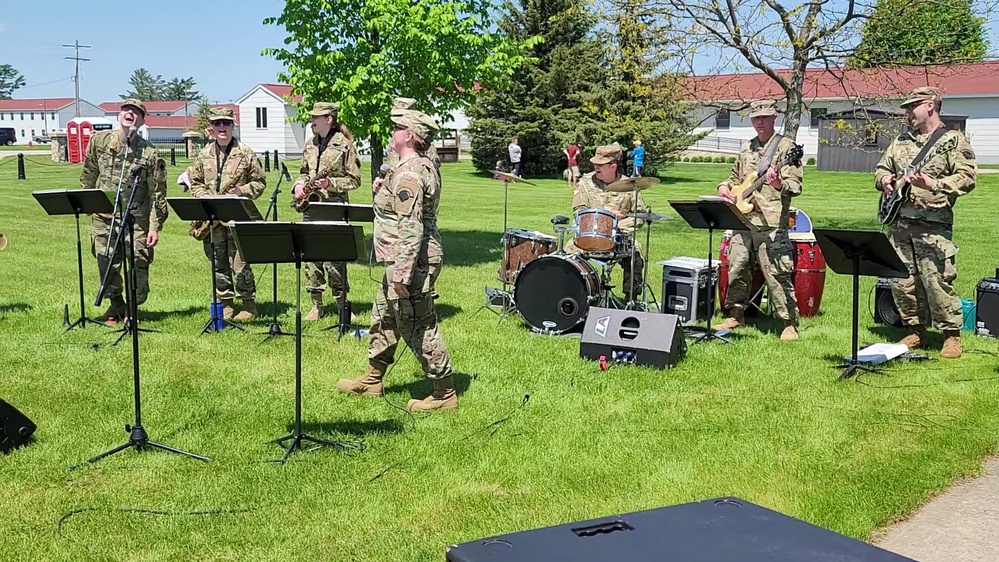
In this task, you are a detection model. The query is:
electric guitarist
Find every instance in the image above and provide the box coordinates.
[716,99,803,342]
[874,86,976,359]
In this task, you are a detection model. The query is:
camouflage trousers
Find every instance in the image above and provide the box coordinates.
[302,192,348,298]
[889,219,962,331]
[564,238,645,299]
[725,228,798,323]
[91,216,152,305]
[368,267,451,379]
[203,223,255,301]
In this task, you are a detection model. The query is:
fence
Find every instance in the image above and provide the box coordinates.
[687,135,743,154]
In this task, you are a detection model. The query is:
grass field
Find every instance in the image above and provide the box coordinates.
[2,155,999,561]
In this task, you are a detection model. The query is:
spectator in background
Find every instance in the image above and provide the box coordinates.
[508,137,522,177]
[631,138,645,177]
[563,140,582,189]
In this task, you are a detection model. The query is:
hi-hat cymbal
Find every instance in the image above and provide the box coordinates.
[633,212,671,222]
[493,170,537,186]
[605,176,661,193]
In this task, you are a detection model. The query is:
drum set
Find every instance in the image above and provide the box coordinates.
[488,171,666,334]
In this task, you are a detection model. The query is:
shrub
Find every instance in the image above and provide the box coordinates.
[807,157,816,165]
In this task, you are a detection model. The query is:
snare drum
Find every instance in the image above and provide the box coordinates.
[514,254,601,333]
[498,229,557,284]
[573,208,618,252]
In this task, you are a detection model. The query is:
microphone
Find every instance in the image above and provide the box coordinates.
[125,125,137,142]
[280,163,292,182]
[378,164,390,178]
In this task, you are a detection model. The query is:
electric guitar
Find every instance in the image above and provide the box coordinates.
[877,136,958,225]
[731,143,804,214]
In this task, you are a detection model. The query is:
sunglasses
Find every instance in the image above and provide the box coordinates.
[213,120,234,127]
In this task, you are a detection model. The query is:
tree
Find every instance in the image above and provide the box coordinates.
[121,68,166,101]
[163,77,200,102]
[849,0,987,68]
[264,0,536,179]
[466,0,608,175]
[192,96,212,138]
[0,64,26,100]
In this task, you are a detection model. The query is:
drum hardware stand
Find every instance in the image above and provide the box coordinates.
[259,163,294,342]
[480,171,536,321]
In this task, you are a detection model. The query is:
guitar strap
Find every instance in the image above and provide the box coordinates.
[905,126,949,172]
[756,134,784,176]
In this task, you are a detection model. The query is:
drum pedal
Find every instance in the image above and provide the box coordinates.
[485,286,512,308]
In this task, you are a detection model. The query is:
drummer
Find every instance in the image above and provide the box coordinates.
[566,142,647,300]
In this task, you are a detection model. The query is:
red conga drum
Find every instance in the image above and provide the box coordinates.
[718,231,765,317]
[791,233,826,317]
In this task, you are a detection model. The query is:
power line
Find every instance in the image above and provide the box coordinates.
[62,40,91,118]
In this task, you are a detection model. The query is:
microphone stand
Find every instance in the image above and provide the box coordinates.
[260,163,294,342]
[95,130,135,310]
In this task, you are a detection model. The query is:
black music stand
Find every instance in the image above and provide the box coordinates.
[812,229,909,381]
[33,189,114,330]
[167,196,263,335]
[670,198,756,344]
[308,202,374,339]
[230,221,366,464]
[259,163,294,342]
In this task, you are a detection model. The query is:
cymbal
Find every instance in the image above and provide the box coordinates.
[633,212,671,222]
[605,176,660,193]
[493,170,536,186]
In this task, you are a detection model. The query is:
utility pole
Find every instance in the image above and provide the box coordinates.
[62,40,91,118]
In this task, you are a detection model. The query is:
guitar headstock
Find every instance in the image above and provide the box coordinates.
[784,143,804,167]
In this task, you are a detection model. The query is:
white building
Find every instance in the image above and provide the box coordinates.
[684,61,999,164]
[0,98,103,144]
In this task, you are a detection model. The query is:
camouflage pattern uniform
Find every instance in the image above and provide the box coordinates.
[188,107,266,306]
[80,101,168,311]
[567,145,647,299]
[718,101,803,328]
[875,87,976,339]
[296,102,362,306]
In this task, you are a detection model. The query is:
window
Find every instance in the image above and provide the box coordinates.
[51,112,56,120]
[20,113,24,120]
[810,108,827,129]
[715,109,730,131]
[29,112,34,120]
[31,129,35,136]
[255,107,268,129]
[21,129,25,137]
[0,114,4,121]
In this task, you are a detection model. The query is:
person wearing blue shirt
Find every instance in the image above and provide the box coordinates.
[631,138,645,177]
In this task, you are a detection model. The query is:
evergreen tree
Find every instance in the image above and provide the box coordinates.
[466,0,607,176]
[849,0,987,68]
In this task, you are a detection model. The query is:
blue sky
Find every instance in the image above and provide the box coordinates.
[0,1,290,104]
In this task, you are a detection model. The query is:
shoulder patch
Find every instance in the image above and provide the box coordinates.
[962,149,976,160]
[398,189,411,202]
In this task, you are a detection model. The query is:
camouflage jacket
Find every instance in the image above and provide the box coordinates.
[875,127,977,226]
[572,172,647,234]
[295,131,361,202]
[188,140,266,199]
[386,144,440,174]
[720,135,803,229]
[79,130,168,231]
[373,154,443,286]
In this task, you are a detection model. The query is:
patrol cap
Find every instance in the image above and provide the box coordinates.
[393,97,418,110]
[208,107,235,123]
[391,109,439,142]
[590,143,623,165]
[308,101,340,117]
[900,86,942,108]
[749,100,778,118]
[120,98,147,117]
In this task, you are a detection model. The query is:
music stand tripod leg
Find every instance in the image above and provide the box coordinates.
[688,223,733,345]
[834,255,881,380]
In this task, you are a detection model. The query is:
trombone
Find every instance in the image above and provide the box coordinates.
[0,233,7,251]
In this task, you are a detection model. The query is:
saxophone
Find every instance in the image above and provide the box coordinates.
[292,144,344,212]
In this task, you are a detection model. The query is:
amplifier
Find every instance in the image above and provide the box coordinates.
[659,258,718,324]
[873,277,903,327]
[976,271,999,337]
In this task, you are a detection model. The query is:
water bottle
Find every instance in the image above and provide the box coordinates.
[355,328,367,338]
[211,301,224,330]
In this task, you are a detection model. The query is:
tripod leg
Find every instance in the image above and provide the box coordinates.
[145,441,212,461]
[83,441,136,465]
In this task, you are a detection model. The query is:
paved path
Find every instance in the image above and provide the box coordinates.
[874,456,999,561]
[0,150,48,159]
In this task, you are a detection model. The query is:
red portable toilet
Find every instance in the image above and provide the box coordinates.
[67,117,114,163]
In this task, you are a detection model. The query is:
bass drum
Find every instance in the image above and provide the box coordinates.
[514,254,601,333]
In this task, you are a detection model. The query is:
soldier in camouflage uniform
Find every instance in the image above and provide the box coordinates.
[875,86,977,359]
[293,101,362,321]
[188,107,267,321]
[566,143,646,301]
[715,100,803,342]
[337,108,456,413]
[80,99,168,320]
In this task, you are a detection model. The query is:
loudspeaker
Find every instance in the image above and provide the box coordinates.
[445,497,917,562]
[975,274,999,337]
[579,307,686,369]
[0,398,36,454]
[873,277,903,327]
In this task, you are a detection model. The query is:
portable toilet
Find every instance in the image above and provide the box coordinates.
[67,117,114,163]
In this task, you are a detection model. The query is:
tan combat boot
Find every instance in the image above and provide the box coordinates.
[305,292,324,321]
[220,298,236,320]
[940,330,963,359]
[713,308,744,331]
[780,321,799,342]
[336,362,386,397]
[100,296,128,322]
[898,325,925,349]
[233,299,257,322]
[407,375,458,412]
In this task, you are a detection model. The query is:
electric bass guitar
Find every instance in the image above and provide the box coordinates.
[876,136,958,225]
[730,143,804,214]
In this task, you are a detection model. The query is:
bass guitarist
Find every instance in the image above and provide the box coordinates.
[875,86,976,359]
[716,99,803,342]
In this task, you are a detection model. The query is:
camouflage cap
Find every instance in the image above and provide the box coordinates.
[208,106,235,122]
[120,98,147,117]
[393,97,418,110]
[749,100,778,118]
[590,142,623,165]
[901,86,942,108]
[308,102,340,117]
[390,109,439,142]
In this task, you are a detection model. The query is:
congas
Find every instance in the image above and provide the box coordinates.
[718,231,765,317]
[791,234,826,317]
[514,254,601,333]
[573,208,618,252]
[498,229,557,284]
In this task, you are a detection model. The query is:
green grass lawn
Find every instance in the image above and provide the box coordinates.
[2,156,998,561]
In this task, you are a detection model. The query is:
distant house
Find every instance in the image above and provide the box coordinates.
[0,98,103,144]
[683,61,999,165]
[99,101,241,144]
